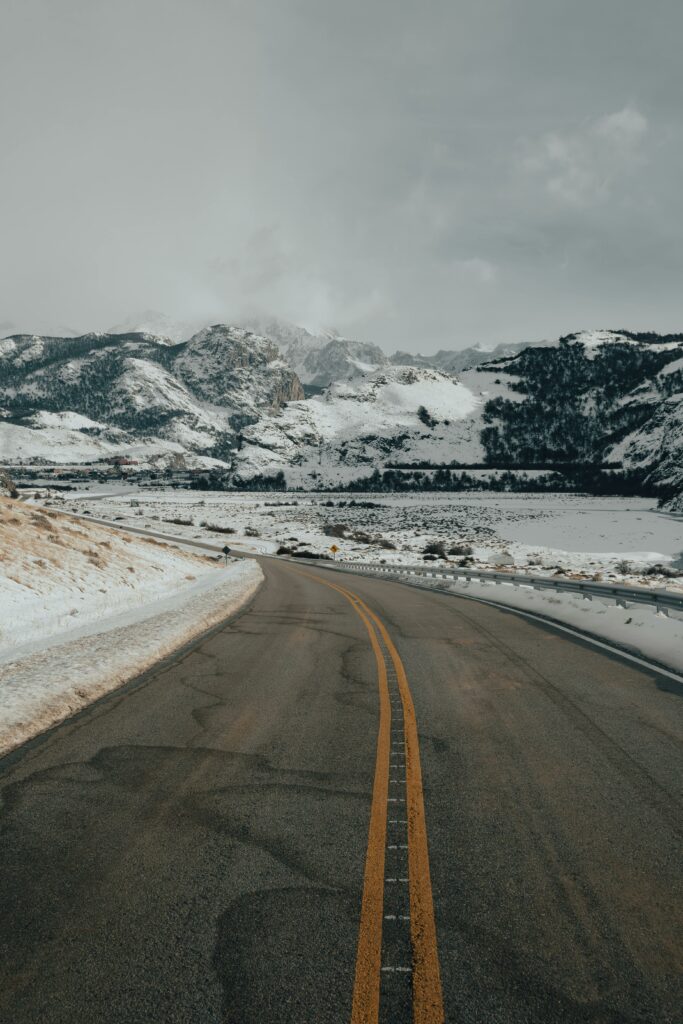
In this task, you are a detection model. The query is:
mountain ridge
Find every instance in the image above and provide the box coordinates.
[0,325,302,468]
[0,322,681,508]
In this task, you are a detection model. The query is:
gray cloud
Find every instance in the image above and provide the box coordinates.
[522,107,649,207]
[1,0,682,351]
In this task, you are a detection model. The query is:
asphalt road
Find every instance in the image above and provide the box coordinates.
[0,557,681,1023]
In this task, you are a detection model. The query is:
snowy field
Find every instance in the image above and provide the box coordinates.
[37,487,683,591]
[0,498,262,755]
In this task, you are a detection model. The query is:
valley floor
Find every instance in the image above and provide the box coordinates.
[38,486,683,589]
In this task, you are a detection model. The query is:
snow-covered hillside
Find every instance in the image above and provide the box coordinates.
[478,330,683,501]
[233,329,683,498]
[0,325,302,468]
[0,497,220,658]
[0,414,222,468]
[235,364,519,486]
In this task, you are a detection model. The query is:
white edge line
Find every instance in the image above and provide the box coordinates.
[403,577,683,686]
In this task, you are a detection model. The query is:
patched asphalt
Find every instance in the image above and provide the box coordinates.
[0,558,681,1023]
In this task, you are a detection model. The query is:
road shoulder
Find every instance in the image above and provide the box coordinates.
[0,558,263,758]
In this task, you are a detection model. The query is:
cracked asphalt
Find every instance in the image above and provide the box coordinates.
[0,557,681,1023]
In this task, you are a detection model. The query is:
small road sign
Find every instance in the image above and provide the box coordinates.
[330,544,339,557]
[222,544,231,564]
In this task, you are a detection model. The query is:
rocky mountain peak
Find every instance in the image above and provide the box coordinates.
[181,324,280,366]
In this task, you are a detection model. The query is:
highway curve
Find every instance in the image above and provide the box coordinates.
[0,557,681,1023]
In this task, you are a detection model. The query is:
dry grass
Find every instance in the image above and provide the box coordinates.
[29,514,53,530]
[0,497,214,610]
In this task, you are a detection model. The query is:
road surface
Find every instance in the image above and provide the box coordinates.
[0,556,681,1023]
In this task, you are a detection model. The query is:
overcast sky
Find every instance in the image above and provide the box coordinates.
[1,0,682,352]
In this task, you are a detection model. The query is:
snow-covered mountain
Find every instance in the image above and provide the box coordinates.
[390,339,548,374]
[240,316,388,387]
[235,330,683,501]
[234,363,519,486]
[0,325,302,467]
[108,312,388,388]
[107,311,541,385]
[242,315,550,382]
[1,322,681,507]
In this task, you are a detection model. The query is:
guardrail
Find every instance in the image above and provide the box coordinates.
[316,559,683,616]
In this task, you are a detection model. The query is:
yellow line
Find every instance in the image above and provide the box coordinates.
[290,567,444,1024]
[292,569,391,1022]
[354,595,445,1024]
[346,597,392,1024]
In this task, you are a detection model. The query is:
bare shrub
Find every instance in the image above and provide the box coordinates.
[644,563,680,578]
[202,523,236,534]
[448,542,473,556]
[423,540,447,558]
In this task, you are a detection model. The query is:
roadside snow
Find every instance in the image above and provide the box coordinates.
[0,498,224,657]
[0,498,263,755]
[419,575,683,676]
[0,558,262,756]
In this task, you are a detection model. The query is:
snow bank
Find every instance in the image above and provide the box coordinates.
[0,558,262,757]
[0,498,228,657]
[425,576,683,676]
[0,497,263,755]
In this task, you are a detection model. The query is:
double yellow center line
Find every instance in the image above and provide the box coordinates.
[296,569,445,1023]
